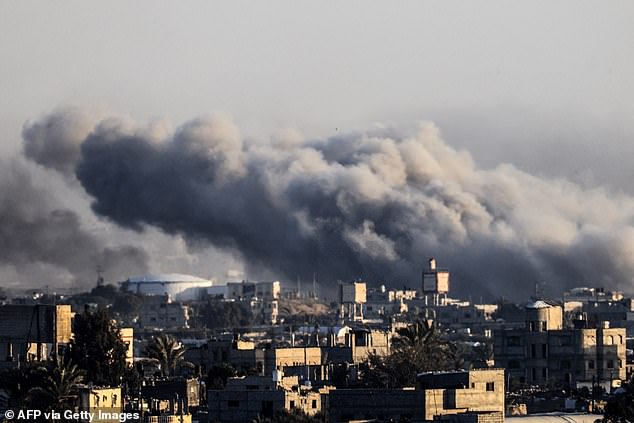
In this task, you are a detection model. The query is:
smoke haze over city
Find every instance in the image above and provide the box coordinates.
[1,2,633,300]
[2,108,632,299]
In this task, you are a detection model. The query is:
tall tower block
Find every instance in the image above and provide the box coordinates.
[422,257,450,305]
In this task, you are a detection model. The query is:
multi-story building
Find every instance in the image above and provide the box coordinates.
[138,295,190,328]
[494,300,626,390]
[0,304,72,368]
[581,298,634,336]
[208,373,326,422]
[187,327,391,382]
[325,368,504,423]
[141,378,200,413]
[364,286,411,319]
[209,369,504,423]
[250,298,279,325]
[225,281,281,300]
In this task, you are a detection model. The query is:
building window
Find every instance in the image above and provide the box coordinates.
[560,360,571,370]
[508,360,520,369]
[541,344,547,358]
[531,344,536,358]
[312,400,317,409]
[228,400,239,408]
[507,337,521,347]
[289,400,295,408]
[542,368,547,378]
[588,360,595,370]
[486,382,495,391]
[607,360,614,369]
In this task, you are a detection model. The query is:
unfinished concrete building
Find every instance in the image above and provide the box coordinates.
[208,373,326,422]
[0,304,72,368]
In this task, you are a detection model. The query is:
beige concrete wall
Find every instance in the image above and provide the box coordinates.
[55,305,73,343]
[120,327,134,366]
[286,390,322,416]
[79,387,123,423]
[423,370,504,421]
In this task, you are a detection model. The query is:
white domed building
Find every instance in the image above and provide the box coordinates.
[121,273,217,301]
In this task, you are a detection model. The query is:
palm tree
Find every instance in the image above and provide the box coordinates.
[393,319,461,372]
[25,356,84,411]
[145,334,185,377]
[364,320,462,388]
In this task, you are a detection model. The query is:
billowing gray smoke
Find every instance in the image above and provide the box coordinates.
[22,110,634,298]
[0,157,148,286]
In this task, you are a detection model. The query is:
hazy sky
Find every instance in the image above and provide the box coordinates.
[1,1,633,294]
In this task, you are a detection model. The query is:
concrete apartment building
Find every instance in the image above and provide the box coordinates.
[250,297,279,325]
[364,286,413,319]
[208,373,324,422]
[208,369,504,423]
[563,287,634,336]
[494,300,626,390]
[187,326,391,383]
[0,304,72,367]
[141,378,200,413]
[327,369,504,423]
[138,295,190,328]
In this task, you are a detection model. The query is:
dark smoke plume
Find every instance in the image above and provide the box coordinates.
[0,158,148,286]
[22,110,634,299]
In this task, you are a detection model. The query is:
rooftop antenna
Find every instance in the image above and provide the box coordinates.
[96,265,104,287]
[297,275,301,299]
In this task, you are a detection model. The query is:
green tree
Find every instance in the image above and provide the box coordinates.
[0,364,49,408]
[603,376,634,422]
[25,357,85,412]
[363,319,462,388]
[68,308,128,386]
[145,334,185,377]
[206,363,237,389]
[195,300,253,329]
